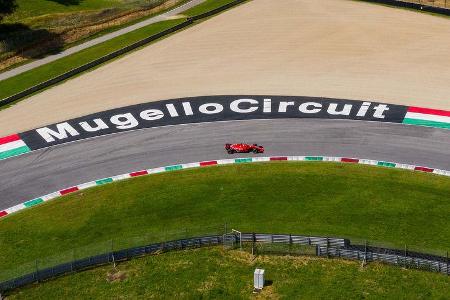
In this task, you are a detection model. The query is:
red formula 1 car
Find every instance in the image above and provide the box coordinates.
[225,143,264,154]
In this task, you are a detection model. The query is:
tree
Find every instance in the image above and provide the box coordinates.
[0,0,17,21]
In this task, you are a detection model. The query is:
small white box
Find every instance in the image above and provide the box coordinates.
[254,268,265,290]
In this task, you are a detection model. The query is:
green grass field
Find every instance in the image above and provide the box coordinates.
[6,247,450,299]
[1,162,449,282]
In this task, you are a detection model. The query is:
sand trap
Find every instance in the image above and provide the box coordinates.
[1,0,449,135]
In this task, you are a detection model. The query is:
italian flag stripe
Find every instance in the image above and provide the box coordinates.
[408,106,450,117]
[0,146,31,160]
[0,134,20,145]
[0,134,31,160]
[403,107,450,129]
[403,118,450,129]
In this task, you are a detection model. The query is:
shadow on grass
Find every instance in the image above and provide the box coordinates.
[0,23,64,59]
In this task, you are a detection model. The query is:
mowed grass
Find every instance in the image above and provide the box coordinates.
[6,247,450,299]
[0,162,449,280]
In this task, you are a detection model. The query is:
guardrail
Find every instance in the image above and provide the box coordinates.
[0,0,246,108]
[0,232,447,293]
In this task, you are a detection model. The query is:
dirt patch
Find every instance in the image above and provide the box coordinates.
[106,269,128,282]
[1,0,450,135]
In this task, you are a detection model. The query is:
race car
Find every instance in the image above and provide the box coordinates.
[225,143,264,154]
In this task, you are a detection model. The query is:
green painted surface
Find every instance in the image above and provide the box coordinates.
[403,118,450,129]
[305,156,324,161]
[23,198,44,208]
[235,158,252,163]
[95,178,113,185]
[377,162,396,168]
[165,165,183,171]
[0,146,30,160]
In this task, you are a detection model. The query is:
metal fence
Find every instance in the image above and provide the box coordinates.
[1,231,448,293]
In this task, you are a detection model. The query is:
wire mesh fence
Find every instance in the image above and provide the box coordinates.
[0,230,448,293]
[0,223,226,284]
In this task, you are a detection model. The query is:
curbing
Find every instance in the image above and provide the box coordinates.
[1,155,449,219]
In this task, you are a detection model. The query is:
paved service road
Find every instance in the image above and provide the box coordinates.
[0,0,205,81]
[0,119,449,210]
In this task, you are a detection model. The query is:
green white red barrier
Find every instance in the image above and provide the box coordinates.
[1,156,449,219]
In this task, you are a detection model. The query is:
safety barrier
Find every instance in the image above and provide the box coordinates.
[0,232,447,293]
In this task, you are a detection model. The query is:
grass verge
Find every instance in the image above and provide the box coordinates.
[0,162,449,280]
[6,247,450,299]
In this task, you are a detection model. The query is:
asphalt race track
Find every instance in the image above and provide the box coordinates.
[0,119,449,211]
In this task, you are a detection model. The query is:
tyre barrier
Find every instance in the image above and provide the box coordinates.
[1,155,449,219]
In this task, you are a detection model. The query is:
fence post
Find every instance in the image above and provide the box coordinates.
[71,249,75,272]
[252,233,256,256]
[364,241,367,264]
[404,245,407,268]
[447,251,450,275]
[111,239,116,268]
[35,260,39,283]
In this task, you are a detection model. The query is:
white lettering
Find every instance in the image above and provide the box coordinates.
[263,99,272,113]
[327,103,352,115]
[356,102,371,117]
[199,103,223,114]
[110,113,139,130]
[230,99,259,113]
[140,109,164,121]
[36,122,79,143]
[166,103,179,117]
[278,101,295,113]
[79,119,109,132]
[182,102,193,116]
[299,102,322,114]
[372,104,389,119]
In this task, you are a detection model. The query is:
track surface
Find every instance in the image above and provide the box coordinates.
[1,119,449,211]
